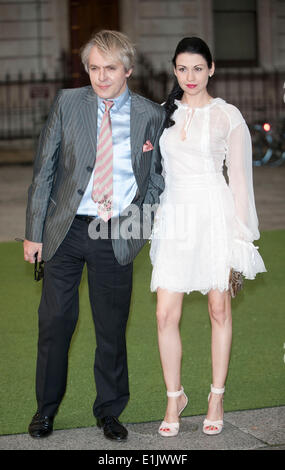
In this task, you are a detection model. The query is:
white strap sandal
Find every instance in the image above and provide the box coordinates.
[158,386,188,437]
[203,385,225,435]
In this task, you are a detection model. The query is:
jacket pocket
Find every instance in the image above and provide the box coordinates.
[46,198,57,219]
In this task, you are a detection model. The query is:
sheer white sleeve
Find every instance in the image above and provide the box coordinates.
[225,111,266,278]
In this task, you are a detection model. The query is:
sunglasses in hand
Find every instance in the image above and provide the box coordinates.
[15,238,44,281]
[34,252,44,281]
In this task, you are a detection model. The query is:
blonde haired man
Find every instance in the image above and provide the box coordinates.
[25,30,165,441]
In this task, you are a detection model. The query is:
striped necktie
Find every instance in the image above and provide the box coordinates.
[92,100,114,221]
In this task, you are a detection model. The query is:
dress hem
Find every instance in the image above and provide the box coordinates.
[150,283,229,296]
[150,268,266,296]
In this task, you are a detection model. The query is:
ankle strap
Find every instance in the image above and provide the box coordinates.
[211,384,225,394]
[167,386,184,398]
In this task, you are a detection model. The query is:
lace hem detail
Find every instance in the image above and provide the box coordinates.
[150,280,230,296]
[230,239,267,279]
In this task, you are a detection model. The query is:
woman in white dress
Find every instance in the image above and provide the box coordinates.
[150,37,266,437]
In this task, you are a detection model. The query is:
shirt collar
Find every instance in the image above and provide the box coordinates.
[98,86,130,112]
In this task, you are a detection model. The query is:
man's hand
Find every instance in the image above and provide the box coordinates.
[24,239,43,263]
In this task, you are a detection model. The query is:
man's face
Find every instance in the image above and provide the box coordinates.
[88,46,132,99]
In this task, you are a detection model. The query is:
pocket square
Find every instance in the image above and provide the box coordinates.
[143,140,154,152]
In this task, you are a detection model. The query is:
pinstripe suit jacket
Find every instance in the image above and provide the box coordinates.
[25,86,165,265]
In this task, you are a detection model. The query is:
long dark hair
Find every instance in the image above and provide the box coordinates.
[164,37,213,128]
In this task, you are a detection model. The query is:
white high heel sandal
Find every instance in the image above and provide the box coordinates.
[158,386,188,437]
[203,385,225,435]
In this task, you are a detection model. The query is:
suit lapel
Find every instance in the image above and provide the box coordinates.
[130,92,147,168]
[80,86,98,163]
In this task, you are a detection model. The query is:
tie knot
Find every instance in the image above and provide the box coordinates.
[103,100,114,112]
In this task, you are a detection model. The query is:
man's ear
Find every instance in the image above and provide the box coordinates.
[125,68,133,79]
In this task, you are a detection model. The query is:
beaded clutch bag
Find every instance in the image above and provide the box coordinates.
[229,269,243,298]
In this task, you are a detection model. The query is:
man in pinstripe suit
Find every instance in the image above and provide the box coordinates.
[24,31,165,441]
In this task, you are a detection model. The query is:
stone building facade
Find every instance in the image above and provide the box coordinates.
[0,0,284,79]
[0,0,284,140]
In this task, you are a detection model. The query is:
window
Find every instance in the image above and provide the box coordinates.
[213,0,258,67]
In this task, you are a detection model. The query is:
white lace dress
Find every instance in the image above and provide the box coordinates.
[150,98,266,295]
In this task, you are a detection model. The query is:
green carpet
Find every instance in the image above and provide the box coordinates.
[0,230,284,435]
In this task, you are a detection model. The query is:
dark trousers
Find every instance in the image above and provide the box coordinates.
[35,217,133,419]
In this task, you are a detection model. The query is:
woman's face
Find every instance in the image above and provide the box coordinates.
[174,52,214,98]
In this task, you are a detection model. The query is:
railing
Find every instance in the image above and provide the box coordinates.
[0,73,70,141]
[137,53,285,126]
[0,57,284,143]
[136,54,169,104]
[208,69,285,126]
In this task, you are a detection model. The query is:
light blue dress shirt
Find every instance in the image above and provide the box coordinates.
[77,86,137,217]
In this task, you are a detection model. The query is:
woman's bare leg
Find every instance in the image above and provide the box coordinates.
[156,288,187,422]
[206,289,232,425]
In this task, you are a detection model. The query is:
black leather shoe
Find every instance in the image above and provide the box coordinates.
[28,412,54,438]
[97,416,128,441]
